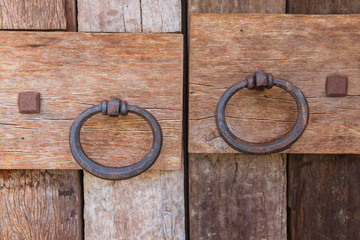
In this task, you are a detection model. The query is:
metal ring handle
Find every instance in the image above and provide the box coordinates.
[216,71,309,155]
[69,98,163,180]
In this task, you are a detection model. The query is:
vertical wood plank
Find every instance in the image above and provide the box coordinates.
[287,0,360,14]
[0,3,82,239]
[0,170,83,239]
[0,0,76,30]
[78,0,181,33]
[288,155,360,240]
[78,1,184,239]
[188,0,287,239]
[287,2,360,239]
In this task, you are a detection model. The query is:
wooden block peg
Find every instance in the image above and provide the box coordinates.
[326,75,348,97]
[18,92,41,113]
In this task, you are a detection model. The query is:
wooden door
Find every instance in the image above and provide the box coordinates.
[1,1,360,240]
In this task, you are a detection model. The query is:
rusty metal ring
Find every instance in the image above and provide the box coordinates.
[69,98,162,180]
[216,71,309,154]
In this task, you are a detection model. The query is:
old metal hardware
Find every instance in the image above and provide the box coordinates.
[215,71,309,155]
[326,75,348,97]
[69,98,163,180]
[18,92,41,114]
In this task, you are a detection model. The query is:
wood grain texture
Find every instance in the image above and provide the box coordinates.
[84,170,185,239]
[189,1,287,239]
[78,1,185,239]
[0,170,82,239]
[0,0,76,30]
[287,2,360,240]
[287,0,360,14]
[78,0,181,33]
[288,155,360,240]
[190,154,287,240]
[0,4,82,240]
[189,14,360,154]
[0,32,183,170]
[189,0,285,13]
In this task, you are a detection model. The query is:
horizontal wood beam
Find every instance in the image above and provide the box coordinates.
[0,32,183,169]
[189,14,360,154]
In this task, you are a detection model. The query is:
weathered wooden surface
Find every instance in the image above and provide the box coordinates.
[189,14,360,154]
[78,0,185,239]
[189,0,287,239]
[288,155,360,240]
[0,32,183,170]
[78,0,181,33]
[0,0,76,30]
[0,170,82,239]
[287,1,360,239]
[0,3,82,240]
[287,0,360,14]
[189,0,285,13]
[85,170,184,239]
[190,154,287,240]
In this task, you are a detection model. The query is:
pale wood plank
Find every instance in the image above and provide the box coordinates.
[84,170,185,239]
[78,0,185,239]
[0,32,183,170]
[189,14,360,154]
[189,0,287,239]
[78,0,181,33]
[0,170,82,239]
[0,0,75,30]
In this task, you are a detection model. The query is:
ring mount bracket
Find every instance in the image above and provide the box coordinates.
[215,71,309,155]
[69,98,163,180]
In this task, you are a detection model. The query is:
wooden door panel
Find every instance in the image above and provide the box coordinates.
[189,14,360,154]
[0,32,183,169]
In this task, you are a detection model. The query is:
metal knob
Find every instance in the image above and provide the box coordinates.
[69,98,162,180]
[215,71,309,155]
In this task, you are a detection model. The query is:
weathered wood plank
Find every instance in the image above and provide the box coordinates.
[0,32,183,170]
[189,0,287,239]
[287,1,360,239]
[288,155,360,240]
[189,14,360,154]
[84,170,185,239]
[0,3,82,240]
[287,0,360,14]
[189,0,285,13]
[78,1,185,239]
[0,0,76,30]
[0,170,83,239]
[78,0,181,33]
[190,154,287,239]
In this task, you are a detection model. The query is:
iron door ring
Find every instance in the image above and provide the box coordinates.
[215,71,309,155]
[69,98,163,180]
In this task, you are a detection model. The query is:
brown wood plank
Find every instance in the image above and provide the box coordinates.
[0,3,82,240]
[78,1,185,239]
[287,1,360,239]
[0,170,82,239]
[189,0,285,13]
[0,32,183,170]
[190,154,287,239]
[189,14,360,154]
[0,0,76,30]
[287,0,360,14]
[188,0,287,239]
[288,155,360,240]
